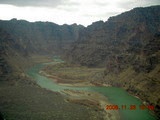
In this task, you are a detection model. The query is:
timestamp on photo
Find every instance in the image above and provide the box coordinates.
[105,104,154,111]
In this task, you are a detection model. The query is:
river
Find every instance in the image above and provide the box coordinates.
[27,61,156,120]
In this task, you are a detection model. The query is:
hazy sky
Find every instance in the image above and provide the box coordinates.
[0,0,159,26]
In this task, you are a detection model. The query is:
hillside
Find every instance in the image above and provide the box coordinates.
[65,5,160,118]
[0,26,104,120]
[66,6,160,66]
[0,5,159,119]
[0,19,84,55]
[0,19,84,80]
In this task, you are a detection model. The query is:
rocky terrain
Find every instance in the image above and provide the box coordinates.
[0,5,160,119]
[65,5,160,118]
[0,19,84,55]
[0,23,103,120]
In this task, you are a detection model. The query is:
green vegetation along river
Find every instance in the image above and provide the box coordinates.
[27,62,157,120]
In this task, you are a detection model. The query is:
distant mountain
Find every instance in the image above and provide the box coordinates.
[0,19,84,55]
[67,6,160,66]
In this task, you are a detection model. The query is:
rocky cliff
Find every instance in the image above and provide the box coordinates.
[0,19,84,55]
[66,6,160,67]
[0,19,84,80]
[65,6,160,118]
[0,5,160,118]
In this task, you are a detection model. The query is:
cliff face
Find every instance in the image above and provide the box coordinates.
[0,19,84,81]
[0,19,84,55]
[0,29,13,80]
[0,28,31,80]
[65,6,160,118]
[0,5,160,118]
[67,6,160,67]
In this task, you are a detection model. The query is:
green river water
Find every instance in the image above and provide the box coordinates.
[27,62,157,120]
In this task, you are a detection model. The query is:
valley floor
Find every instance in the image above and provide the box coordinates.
[0,56,158,120]
[41,61,159,119]
[0,56,105,120]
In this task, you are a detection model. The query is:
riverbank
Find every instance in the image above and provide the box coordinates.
[39,60,157,120]
[39,70,94,86]
[0,79,106,120]
[61,89,120,120]
[38,62,121,120]
[0,55,106,120]
[41,62,110,87]
[39,70,111,87]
